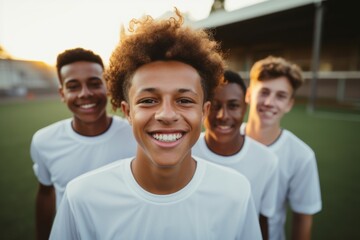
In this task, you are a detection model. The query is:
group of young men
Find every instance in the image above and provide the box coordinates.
[30,9,321,240]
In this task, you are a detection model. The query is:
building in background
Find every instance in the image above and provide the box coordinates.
[0,58,57,99]
[192,0,359,109]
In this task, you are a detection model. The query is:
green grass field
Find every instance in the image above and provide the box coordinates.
[0,97,359,239]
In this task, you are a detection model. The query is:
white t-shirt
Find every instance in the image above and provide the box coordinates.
[50,157,262,240]
[192,132,279,217]
[30,116,137,207]
[241,123,322,240]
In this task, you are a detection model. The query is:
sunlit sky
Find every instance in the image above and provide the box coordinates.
[0,0,264,66]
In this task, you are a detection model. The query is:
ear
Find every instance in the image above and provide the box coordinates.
[245,87,251,104]
[202,101,211,122]
[58,85,65,102]
[285,98,295,113]
[121,101,132,125]
[241,101,248,117]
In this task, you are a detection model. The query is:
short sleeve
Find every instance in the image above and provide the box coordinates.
[288,152,322,214]
[30,136,52,185]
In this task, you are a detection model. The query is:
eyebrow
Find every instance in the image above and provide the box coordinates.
[64,76,102,83]
[138,87,199,96]
[277,90,290,95]
[88,77,102,81]
[64,79,78,84]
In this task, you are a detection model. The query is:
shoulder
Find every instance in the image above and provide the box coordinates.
[108,116,134,136]
[192,132,206,153]
[31,119,70,145]
[243,137,279,173]
[66,158,131,197]
[281,129,315,155]
[273,130,316,165]
[111,116,131,128]
[196,157,251,195]
[246,136,278,161]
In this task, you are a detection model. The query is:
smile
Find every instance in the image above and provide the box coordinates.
[152,133,183,142]
[260,109,275,116]
[217,125,231,130]
[80,103,96,109]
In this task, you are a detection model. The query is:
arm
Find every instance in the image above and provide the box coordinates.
[291,212,313,240]
[259,214,269,240]
[36,183,56,240]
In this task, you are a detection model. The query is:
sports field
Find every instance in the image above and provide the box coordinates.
[0,97,359,239]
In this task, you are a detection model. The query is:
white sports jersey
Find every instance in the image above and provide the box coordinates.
[50,157,262,240]
[193,132,279,217]
[241,123,322,240]
[30,116,137,207]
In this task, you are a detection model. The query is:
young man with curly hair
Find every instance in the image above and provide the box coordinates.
[242,56,322,240]
[30,48,137,240]
[50,10,262,240]
[193,70,279,239]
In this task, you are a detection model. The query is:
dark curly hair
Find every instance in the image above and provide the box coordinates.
[56,48,104,84]
[249,56,304,93]
[105,8,224,110]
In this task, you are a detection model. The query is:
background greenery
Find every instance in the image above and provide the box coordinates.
[0,97,359,239]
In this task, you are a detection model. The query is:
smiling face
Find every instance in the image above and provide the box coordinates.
[59,61,108,129]
[246,76,294,128]
[204,82,246,150]
[121,61,209,169]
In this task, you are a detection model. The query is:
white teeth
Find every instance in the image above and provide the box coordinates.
[81,103,96,109]
[262,110,274,116]
[152,133,183,142]
[218,125,230,130]
[259,108,274,116]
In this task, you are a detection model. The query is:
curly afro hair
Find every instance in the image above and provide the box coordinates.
[105,8,225,110]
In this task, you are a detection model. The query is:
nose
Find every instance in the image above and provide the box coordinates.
[264,94,275,106]
[155,100,179,124]
[78,85,93,98]
[216,105,229,120]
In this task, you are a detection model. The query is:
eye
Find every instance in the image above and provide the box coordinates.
[90,82,102,88]
[177,98,194,105]
[138,98,158,105]
[260,89,269,96]
[88,79,103,89]
[211,102,221,111]
[277,93,288,100]
[65,83,80,91]
[228,103,240,110]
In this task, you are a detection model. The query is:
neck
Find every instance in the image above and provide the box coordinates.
[205,132,244,156]
[131,150,196,195]
[72,115,112,136]
[246,119,281,146]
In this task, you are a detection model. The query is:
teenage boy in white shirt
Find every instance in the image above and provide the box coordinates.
[193,70,279,239]
[50,9,262,240]
[243,56,322,240]
[30,48,137,240]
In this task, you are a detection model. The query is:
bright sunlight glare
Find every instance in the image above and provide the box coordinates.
[0,0,262,65]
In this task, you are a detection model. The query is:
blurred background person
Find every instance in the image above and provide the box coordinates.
[193,69,279,239]
[30,48,137,240]
[243,56,322,240]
